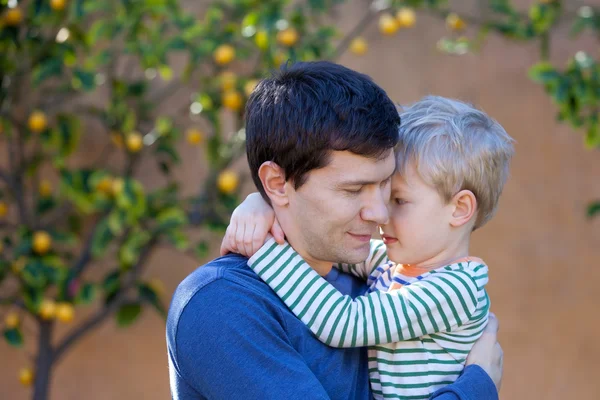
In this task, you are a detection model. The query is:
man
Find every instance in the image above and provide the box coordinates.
[167,61,503,399]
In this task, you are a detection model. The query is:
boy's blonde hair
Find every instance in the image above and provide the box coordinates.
[397,96,515,229]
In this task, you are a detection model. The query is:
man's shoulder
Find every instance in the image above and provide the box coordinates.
[166,253,280,341]
[169,253,262,313]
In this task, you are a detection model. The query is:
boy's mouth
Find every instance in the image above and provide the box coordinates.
[381,235,398,245]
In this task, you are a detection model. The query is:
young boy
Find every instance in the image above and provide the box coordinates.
[221,96,514,399]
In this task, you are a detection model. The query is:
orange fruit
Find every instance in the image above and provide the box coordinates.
[50,0,67,11]
[39,180,53,197]
[28,111,48,133]
[379,14,399,35]
[396,8,416,28]
[55,303,74,323]
[254,30,269,50]
[125,132,143,153]
[213,44,236,65]
[244,80,259,97]
[33,231,52,255]
[186,128,203,145]
[5,312,19,329]
[222,90,243,111]
[39,299,56,320]
[219,71,237,91]
[446,13,466,31]
[95,177,113,195]
[217,170,239,194]
[19,368,34,386]
[349,37,368,56]
[111,178,124,196]
[277,28,299,47]
[3,8,23,26]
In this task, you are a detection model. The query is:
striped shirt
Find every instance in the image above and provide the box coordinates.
[248,239,490,400]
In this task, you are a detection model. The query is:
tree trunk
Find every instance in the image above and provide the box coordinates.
[32,320,54,400]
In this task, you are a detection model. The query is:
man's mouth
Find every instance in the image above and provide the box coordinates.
[347,232,372,243]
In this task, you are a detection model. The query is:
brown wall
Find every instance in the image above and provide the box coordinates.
[2,1,600,399]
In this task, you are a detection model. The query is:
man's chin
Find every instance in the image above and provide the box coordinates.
[337,243,371,265]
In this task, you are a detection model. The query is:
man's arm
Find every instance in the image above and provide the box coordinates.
[169,279,330,399]
[430,313,503,400]
[430,365,498,400]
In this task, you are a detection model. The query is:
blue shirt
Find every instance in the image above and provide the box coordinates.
[167,254,498,400]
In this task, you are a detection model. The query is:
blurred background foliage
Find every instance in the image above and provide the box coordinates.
[0,0,598,398]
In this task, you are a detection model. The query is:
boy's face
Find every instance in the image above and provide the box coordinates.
[380,162,456,266]
[283,150,395,267]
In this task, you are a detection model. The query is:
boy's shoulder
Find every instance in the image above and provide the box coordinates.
[424,258,489,290]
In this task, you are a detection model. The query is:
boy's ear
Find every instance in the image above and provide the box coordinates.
[258,161,290,207]
[449,190,477,228]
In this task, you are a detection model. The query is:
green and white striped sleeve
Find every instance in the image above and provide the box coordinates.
[335,239,389,281]
[248,238,482,348]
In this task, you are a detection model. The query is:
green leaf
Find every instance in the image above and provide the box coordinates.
[138,283,166,317]
[49,230,78,246]
[32,58,63,86]
[72,68,97,91]
[22,287,43,313]
[116,302,142,327]
[87,20,113,46]
[167,36,187,50]
[528,62,559,84]
[166,229,189,250]
[195,241,209,259]
[584,120,600,149]
[127,81,147,96]
[91,218,114,258]
[587,202,600,218]
[118,229,151,267]
[107,208,126,235]
[76,283,96,305]
[36,196,57,215]
[3,328,24,348]
[103,270,121,299]
[156,207,188,232]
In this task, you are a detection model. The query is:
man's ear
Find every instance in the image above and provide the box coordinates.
[449,189,477,228]
[258,161,290,207]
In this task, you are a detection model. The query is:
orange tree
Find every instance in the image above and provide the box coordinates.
[0,0,599,399]
[0,0,369,398]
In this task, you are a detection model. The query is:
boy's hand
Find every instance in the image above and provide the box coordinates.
[220,192,285,257]
[466,313,503,392]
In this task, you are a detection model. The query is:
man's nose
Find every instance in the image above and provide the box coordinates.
[360,190,389,225]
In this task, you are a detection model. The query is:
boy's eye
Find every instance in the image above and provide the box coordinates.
[395,198,407,205]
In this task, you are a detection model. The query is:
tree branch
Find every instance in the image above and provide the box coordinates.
[329,6,382,61]
[53,237,158,363]
[69,211,111,278]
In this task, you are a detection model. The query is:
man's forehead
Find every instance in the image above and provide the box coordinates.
[319,150,396,182]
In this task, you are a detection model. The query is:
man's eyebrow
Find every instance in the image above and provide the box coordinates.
[337,172,394,187]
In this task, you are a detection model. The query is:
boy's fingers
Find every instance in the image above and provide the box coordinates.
[272,219,285,244]
[252,223,267,255]
[243,221,256,256]
[235,221,247,256]
[220,222,236,256]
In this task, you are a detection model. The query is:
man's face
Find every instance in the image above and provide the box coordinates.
[285,150,396,267]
